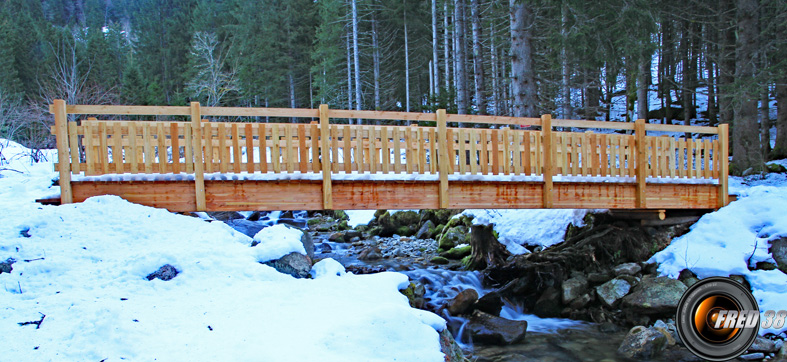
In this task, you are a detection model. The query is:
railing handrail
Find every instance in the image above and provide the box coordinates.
[50,103,720,135]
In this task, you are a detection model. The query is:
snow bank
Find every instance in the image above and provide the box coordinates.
[461,209,591,254]
[345,210,377,228]
[650,184,787,335]
[252,224,307,262]
[0,140,446,361]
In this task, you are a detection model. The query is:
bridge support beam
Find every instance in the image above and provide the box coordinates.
[635,119,647,208]
[718,123,729,208]
[53,99,73,204]
[437,109,449,208]
[541,114,553,208]
[190,102,207,211]
[320,104,333,209]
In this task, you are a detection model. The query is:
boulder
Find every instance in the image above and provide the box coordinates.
[0,258,15,274]
[208,211,244,221]
[378,211,420,237]
[263,252,312,278]
[439,328,465,362]
[146,264,179,281]
[430,256,450,265]
[622,275,687,314]
[533,287,562,318]
[358,246,383,261]
[441,245,472,260]
[767,163,787,173]
[467,310,527,345]
[617,326,668,359]
[474,292,504,316]
[400,282,426,309]
[749,336,779,353]
[588,271,611,283]
[769,237,787,274]
[328,232,346,243]
[224,219,265,238]
[562,276,589,304]
[613,262,642,276]
[740,353,765,361]
[343,230,362,239]
[438,226,468,250]
[415,220,436,240]
[596,278,632,308]
[446,288,479,315]
[569,293,592,309]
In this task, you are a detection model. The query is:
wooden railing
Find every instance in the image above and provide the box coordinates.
[50,100,729,211]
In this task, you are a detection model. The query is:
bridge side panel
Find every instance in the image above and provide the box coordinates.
[72,181,197,212]
[206,180,323,211]
[332,181,440,210]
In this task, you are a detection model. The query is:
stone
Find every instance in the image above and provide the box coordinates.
[378,211,420,237]
[767,163,787,173]
[208,211,244,221]
[598,322,620,334]
[328,232,346,243]
[415,220,435,240]
[749,336,779,353]
[319,243,332,253]
[613,262,642,276]
[562,276,589,304]
[447,288,479,315]
[400,282,426,309]
[596,278,632,308]
[438,226,467,250]
[533,287,562,318]
[0,258,16,274]
[441,245,472,260]
[617,326,668,359]
[146,264,179,281]
[570,293,592,309]
[474,292,504,316]
[769,237,787,274]
[588,271,611,283]
[246,211,265,221]
[224,219,265,238]
[439,328,465,362]
[756,261,778,271]
[263,252,312,278]
[467,310,527,345]
[358,246,383,261]
[344,230,362,239]
[622,275,687,314]
[430,256,450,265]
[653,320,679,346]
[682,276,699,288]
[740,352,765,360]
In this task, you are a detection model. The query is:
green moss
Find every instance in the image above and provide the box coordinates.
[355,225,369,233]
[441,245,472,259]
[336,220,350,231]
[396,225,414,236]
[430,256,450,265]
[460,255,473,269]
[434,224,445,235]
[334,210,348,220]
[307,218,322,226]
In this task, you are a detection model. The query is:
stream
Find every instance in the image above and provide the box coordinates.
[237,211,678,362]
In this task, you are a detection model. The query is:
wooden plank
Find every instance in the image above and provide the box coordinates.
[644,123,719,134]
[65,104,190,116]
[718,124,729,207]
[437,109,449,208]
[502,127,510,175]
[53,100,73,203]
[479,129,488,175]
[190,102,206,211]
[245,124,255,173]
[559,133,568,176]
[381,126,390,173]
[67,121,80,174]
[331,125,339,172]
[635,119,647,208]
[457,128,467,174]
[446,113,541,127]
[369,126,377,174]
[342,126,352,173]
[230,124,240,173]
[703,138,712,179]
[677,139,686,178]
[331,108,438,122]
[687,139,696,178]
[552,119,635,131]
[142,123,152,174]
[113,122,123,173]
[446,129,455,174]
[542,114,553,208]
[570,133,579,176]
[418,126,426,174]
[512,131,522,175]
[319,104,332,209]
[84,122,96,175]
[202,106,318,118]
[298,125,307,173]
[171,123,181,174]
[491,129,500,175]
[588,132,597,175]
[286,124,295,173]
[713,139,720,179]
[185,123,193,173]
[405,126,413,173]
[271,124,280,173]
[669,138,676,178]
[259,124,268,173]
[311,123,319,173]
[217,123,227,173]
[393,127,401,173]
[128,122,139,174]
[600,134,608,176]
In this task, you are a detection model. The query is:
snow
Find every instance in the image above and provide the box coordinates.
[460,209,592,254]
[251,224,306,262]
[345,210,377,228]
[0,140,446,361]
[310,258,347,278]
[650,176,787,335]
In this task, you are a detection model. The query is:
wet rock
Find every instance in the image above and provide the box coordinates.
[263,252,312,278]
[533,287,562,318]
[438,226,468,250]
[467,310,527,345]
[749,336,779,353]
[570,293,592,309]
[378,211,420,237]
[662,345,703,362]
[224,219,265,238]
[441,245,472,260]
[588,271,611,283]
[430,256,450,265]
[146,264,179,281]
[767,163,787,173]
[208,211,244,221]
[682,276,699,288]
[345,265,387,274]
[400,282,426,309]
[439,328,465,362]
[653,320,679,346]
[596,278,632,308]
[740,352,765,360]
[474,292,504,316]
[319,243,332,253]
[328,232,346,243]
[613,262,642,276]
[344,230,362,239]
[769,237,787,274]
[756,261,778,271]
[416,220,436,240]
[447,288,479,315]
[358,246,383,261]
[598,322,621,334]
[617,326,668,359]
[562,275,589,304]
[622,275,687,314]
[0,258,16,274]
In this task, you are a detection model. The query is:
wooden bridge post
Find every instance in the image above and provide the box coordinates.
[437,109,449,208]
[320,104,333,209]
[635,119,647,208]
[541,114,553,208]
[53,99,73,204]
[190,102,207,211]
[718,123,729,207]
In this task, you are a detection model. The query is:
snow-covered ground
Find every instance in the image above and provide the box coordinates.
[0,139,446,361]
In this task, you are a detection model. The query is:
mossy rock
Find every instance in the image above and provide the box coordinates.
[767,163,787,173]
[368,226,382,237]
[434,224,445,236]
[431,256,450,265]
[441,245,472,259]
[378,210,420,236]
[374,209,388,218]
[333,210,349,220]
[460,255,473,269]
[438,225,468,250]
[335,220,350,231]
[355,225,369,233]
[396,226,413,236]
[400,282,426,309]
[307,218,322,226]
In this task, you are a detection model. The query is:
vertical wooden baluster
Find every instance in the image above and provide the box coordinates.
[431,128,439,174]
[599,134,608,177]
[114,122,124,173]
[229,123,239,173]
[669,138,676,178]
[68,121,80,174]
[502,127,510,175]
[369,126,377,174]
[468,129,477,175]
[311,123,319,173]
[491,129,500,175]
[171,122,181,174]
[245,124,254,173]
[513,131,522,175]
[542,114,553,208]
[446,128,455,174]
[185,123,194,174]
[393,127,401,173]
[418,126,426,174]
[635,119,647,208]
[202,123,212,173]
[479,129,488,175]
[571,133,579,176]
[381,126,390,173]
[319,104,332,209]
[84,122,95,175]
[216,123,226,173]
[704,139,712,179]
[437,109,449,208]
[355,127,364,173]
[405,126,413,173]
[271,124,280,173]
[259,124,268,173]
[286,124,295,173]
[713,138,720,179]
[142,123,152,174]
[298,124,308,173]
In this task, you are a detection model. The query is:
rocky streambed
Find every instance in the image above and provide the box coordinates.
[202,209,787,362]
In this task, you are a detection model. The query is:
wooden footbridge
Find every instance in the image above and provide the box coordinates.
[49,99,729,212]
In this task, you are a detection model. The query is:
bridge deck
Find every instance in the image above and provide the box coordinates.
[49,101,729,212]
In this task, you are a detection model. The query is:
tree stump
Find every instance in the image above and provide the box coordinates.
[467,224,510,270]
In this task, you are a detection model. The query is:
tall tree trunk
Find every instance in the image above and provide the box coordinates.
[637,51,650,120]
[732,0,763,174]
[432,0,440,96]
[560,1,571,119]
[681,21,692,127]
[490,22,499,116]
[454,0,468,114]
[707,41,718,125]
[372,14,381,110]
[761,82,771,157]
[773,81,787,158]
[352,0,362,123]
[718,0,736,125]
[404,8,411,112]
[289,71,296,122]
[346,29,353,117]
[444,1,451,90]
[509,0,536,118]
[470,0,486,115]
